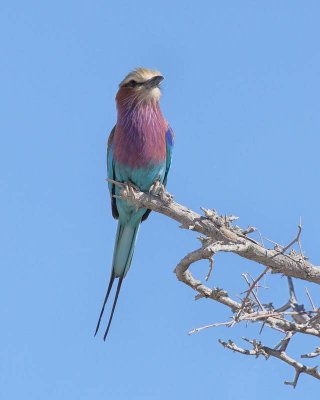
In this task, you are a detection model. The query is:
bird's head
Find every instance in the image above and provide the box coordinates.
[116,68,164,106]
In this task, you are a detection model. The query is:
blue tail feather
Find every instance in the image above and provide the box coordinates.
[112,222,140,277]
[95,220,140,339]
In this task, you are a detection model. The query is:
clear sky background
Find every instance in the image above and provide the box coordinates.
[1,1,320,399]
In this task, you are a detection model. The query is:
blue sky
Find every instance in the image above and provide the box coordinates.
[1,1,320,398]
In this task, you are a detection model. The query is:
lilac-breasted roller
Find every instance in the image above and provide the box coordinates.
[95,68,174,340]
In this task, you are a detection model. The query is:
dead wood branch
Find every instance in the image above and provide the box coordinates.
[114,183,320,284]
[113,182,320,386]
[219,338,320,387]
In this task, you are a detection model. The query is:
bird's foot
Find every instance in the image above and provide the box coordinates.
[123,181,140,197]
[149,180,162,196]
[149,181,173,205]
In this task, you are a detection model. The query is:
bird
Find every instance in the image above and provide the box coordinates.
[95,68,174,340]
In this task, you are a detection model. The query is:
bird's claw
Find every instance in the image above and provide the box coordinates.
[149,181,173,205]
[149,180,162,195]
[123,181,139,197]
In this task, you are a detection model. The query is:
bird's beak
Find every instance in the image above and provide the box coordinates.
[144,75,164,89]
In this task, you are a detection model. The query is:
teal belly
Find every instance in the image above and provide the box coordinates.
[114,162,166,225]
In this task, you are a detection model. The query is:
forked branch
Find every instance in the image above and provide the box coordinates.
[113,182,320,386]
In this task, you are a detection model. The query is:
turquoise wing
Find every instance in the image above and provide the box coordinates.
[163,127,174,186]
[107,126,119,219]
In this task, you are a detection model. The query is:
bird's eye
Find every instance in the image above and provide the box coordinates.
[125,80,137,88]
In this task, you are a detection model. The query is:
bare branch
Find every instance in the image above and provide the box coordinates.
[115,184,320,284]
[219,338,320,387]
[301,348,320,359]
[111,182,320,385]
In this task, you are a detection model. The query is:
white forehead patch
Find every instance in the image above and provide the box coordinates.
[120,67,162,86]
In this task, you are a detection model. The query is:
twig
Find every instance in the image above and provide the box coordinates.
[205,257,214,281]
[241,273,265,311]
[236,267,270,320]
[219,338,320,387]
[188,320,233,335]
[273,331,295,352]
[301,348,320,359]
[281,223,302,254]
[306,288,317,311]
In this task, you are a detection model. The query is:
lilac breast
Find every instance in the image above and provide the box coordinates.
[114,101,167,168]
